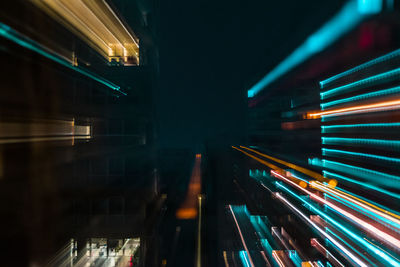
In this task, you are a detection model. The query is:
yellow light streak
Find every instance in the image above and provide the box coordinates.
[31,0,139,65]
[239,146,337,187]
[310,181,400,221]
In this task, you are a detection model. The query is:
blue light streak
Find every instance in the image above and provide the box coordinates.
[321,122,400,133]
[321,68,400,100]
[357,0,382,14]
[239,251,251,267]
[248,0,364,98]
[321,85,400,110]
[322,137,400,150]
[310,158,400,187]
[275,182,400,266]
[322,148,400,164]
[323,170,400,201]
[0,22,126,96]
[324,228,375,265]
[320,49,400,88]
[325,193,400,232]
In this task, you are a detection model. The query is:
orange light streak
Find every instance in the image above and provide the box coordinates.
[307,99,400,119]
[273,171,400,250]
[239,146,337,187]
[176,154,202,219]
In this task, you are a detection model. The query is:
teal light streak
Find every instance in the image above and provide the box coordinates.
[322,137,400,150]
[357,0,382,14]
[0,23,126,96]
[321,85,400,110]
[275,182,400,266]
[321,67,400,100]
[323,170,400,201]
[320,49,400,88]
[324,228,374,265]
[239,251,251,267]
[321,122,400,133]
[322,148,400,164]
[248,1,364,98]
[311,158,400,187]
[325,194,400,232]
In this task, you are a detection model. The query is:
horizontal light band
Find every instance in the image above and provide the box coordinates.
[321,86,400,110]
[320,49,400,89]
[322,148,400,164]
[311,158,400,187]
[321,123,400,133]
[321,137,400,150]
[308,99,400,119]
[0,23,126,95]
[323,171,400,201]
[321,68,400,100]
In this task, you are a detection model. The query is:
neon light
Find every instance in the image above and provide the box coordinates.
[0,23,126,95]
[322,148,400,164]
[320,49,400,87]
[274,174,400,249]
[239,146,336,187]
[323,171,400,200]
[357,0,382,14]
[324,227,376,265]
[272,251,285,267]
[321,137,400,150]
[308,99,400,119]
[321,86,400,110]
[321,68,400,100]
[311,158,400,187]
[229,205,255,267]
[325,193,400,233]
[247,0,364,98]
[321,123,400,133]
[311,238,345,267]
[274,192,369,267]
[275,183,400,266]
[239,251,251,267]
[311,181,400,230]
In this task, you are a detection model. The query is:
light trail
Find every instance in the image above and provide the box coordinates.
[272,171,400,250]
[274,192,368,267]
[229,205,255,267]
[275,182,400,266]
[239,146,337,187]
[308,99,400,119]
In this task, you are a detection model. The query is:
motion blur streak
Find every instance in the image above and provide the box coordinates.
[239,146,337,187]
[31,0,139,64]
[311,238,345,267]
[229,205,255,267]
[176,154,202,219]
[308,99,400,119]
[320,49,400,88]
[274,192,368,267]
[320,68,400,100]
[0,22,125,94]
[276,183,400,266]
[248,0,365,98]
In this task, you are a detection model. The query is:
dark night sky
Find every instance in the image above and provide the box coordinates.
[157,0,346,149]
